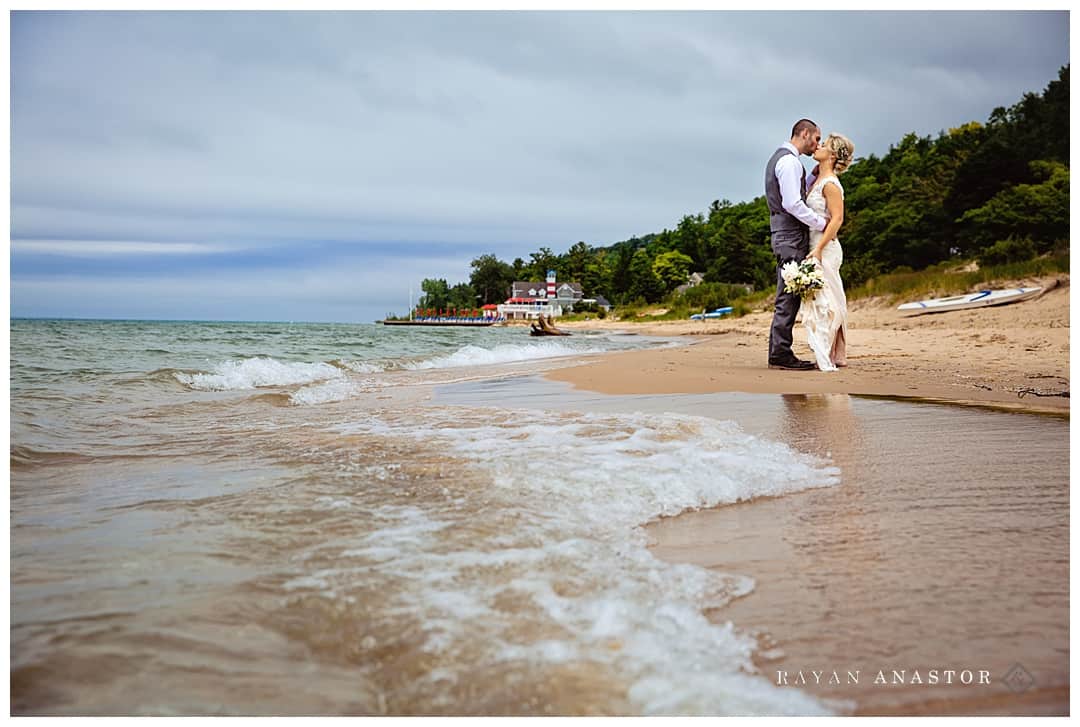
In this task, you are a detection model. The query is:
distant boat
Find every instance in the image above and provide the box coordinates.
[897,287,1043,315]
[690,306,734,320]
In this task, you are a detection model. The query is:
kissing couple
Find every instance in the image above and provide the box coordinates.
[765,118,855,372]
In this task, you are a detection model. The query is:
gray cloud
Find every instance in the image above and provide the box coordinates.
[10,10,1069,321]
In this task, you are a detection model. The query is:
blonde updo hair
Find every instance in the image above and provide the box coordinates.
[824,133,855,174]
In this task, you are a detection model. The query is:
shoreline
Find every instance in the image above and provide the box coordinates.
[430,377,1070,717]
[543,278,1069,716]
[545,275,1069,415]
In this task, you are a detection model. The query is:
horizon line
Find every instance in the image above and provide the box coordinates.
[10,316,382,325]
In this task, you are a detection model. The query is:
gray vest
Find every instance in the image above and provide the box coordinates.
[764,146,807,233]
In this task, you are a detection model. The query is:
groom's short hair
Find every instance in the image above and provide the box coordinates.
[791,118,819,138]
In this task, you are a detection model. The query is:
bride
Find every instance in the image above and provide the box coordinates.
[803,132,855,372]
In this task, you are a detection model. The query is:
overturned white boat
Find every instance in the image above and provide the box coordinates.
[897,287,1043,315]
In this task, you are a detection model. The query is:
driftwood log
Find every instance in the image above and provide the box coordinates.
[530,315,571,336]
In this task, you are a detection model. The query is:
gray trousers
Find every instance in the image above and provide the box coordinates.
[768,227,811,361]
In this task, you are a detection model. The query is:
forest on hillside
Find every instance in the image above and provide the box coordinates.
[417,66,1068,313]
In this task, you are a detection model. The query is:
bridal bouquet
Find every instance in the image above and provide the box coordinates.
[780,260,825,299]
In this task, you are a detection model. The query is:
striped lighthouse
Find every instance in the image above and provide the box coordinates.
[546,270,557,299]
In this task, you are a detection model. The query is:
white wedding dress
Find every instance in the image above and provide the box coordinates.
[802,175,848,372]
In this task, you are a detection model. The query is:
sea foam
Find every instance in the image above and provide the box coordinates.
[175,357,343,391]
[325,408,840,715]
[402,342,601,371]
[427,410,838,530]
[289,378,371,406]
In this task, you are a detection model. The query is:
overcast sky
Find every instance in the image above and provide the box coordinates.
[10,10,1070,322]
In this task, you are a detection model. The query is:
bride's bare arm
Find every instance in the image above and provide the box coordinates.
[812,183,845,260]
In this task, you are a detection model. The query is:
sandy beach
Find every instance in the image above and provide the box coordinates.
[542,274,1070,716]
[547,274,1070,415]
[10,291,1070,716]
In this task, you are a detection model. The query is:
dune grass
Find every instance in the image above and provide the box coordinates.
[615,291,769,322]
[845,253,1069,303]
[611,253,1069,323]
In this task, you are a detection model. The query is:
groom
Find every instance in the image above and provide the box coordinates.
[765,118,829,370]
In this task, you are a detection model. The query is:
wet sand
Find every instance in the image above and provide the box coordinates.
[434,378,1069,716]
[542,277,1070,715]
[646,394,1068,716]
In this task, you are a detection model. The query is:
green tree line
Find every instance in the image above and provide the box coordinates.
[417,66,1068,313]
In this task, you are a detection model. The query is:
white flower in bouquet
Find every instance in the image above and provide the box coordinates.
[780,260,825,299]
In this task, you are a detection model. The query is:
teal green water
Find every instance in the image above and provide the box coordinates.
[10,318,657,382]
[10,318,673,457]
